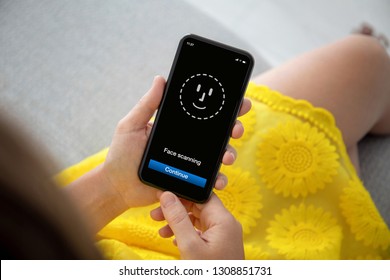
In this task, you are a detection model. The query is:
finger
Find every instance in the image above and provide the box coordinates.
[214,173,228,190]
[158,212,197,239]
[196,193,229,218]
[118,76,165,131]
[150,206,165,221]
[222,144,236,165]
[159,192,200,244]
[150,198,194,222]
[196,193,224,211]
[159,224,174,238]
[193,193,232,232]
[231,120,244,139]
[237,98,251,117]
[145,121,154,137]
[152,194,194,222]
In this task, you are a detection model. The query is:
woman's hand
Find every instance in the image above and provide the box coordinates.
[66,76,251,233]
[151,192,244,259]
[102,76,251,209]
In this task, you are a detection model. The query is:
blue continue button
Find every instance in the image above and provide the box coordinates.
[148,159,207,188]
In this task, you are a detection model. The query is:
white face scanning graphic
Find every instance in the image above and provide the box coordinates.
[192,84,214,110]
[179,74,225,120]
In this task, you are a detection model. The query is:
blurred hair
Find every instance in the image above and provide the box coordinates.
[0,113,101,259]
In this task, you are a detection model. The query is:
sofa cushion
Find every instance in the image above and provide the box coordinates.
[0,0,388,225]
[0,0,269,170]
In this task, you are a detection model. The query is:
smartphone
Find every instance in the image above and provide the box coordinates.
[138,34,254,203]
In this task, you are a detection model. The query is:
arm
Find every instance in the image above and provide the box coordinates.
[151,191,244,259]
[65,76,251,234]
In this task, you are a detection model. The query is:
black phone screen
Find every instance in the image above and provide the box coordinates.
[138,34,254,202]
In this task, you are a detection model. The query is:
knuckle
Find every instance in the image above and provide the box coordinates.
[167,206,188,226]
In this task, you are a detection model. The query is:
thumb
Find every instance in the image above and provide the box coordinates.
[118,76,165,131]
[160,192,200,246]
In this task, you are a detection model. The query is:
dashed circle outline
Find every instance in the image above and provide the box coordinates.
[179,73,225,120]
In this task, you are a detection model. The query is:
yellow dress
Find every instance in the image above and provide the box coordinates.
[56,83,390,260]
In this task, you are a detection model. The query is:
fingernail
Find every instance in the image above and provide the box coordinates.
[230,151,235,161]
[217,176,227,189]
[161,192,176,208]
[222,176,228,188]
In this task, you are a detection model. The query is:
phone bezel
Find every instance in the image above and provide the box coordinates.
[138,34,254,203]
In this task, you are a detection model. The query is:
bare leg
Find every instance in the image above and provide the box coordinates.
[253,35,390,172]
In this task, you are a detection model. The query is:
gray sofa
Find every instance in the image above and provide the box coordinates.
[1,0,388,225]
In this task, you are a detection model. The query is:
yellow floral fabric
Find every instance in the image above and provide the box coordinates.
[56,83,390,260]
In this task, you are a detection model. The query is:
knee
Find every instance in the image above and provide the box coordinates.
[340,35,390,101]
[343,34,390,68]
[345,35,390,135]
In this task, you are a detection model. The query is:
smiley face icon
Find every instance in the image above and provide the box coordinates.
[179,74,225,120]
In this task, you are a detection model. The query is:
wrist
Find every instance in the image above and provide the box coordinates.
[65,164,129,234]
[98,163,130,214]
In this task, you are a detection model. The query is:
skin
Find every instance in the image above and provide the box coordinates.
[66,35,390,259]
[253,35,390,173]
[65,75,251,234]
[150,35,390,259]
[151,192,244,260]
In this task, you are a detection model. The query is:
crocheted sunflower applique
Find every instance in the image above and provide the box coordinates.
[229,104,257,148]
[340,181,390,250]
[266,203,342,259]
[256,120,339,198]
[215,166,262,235]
